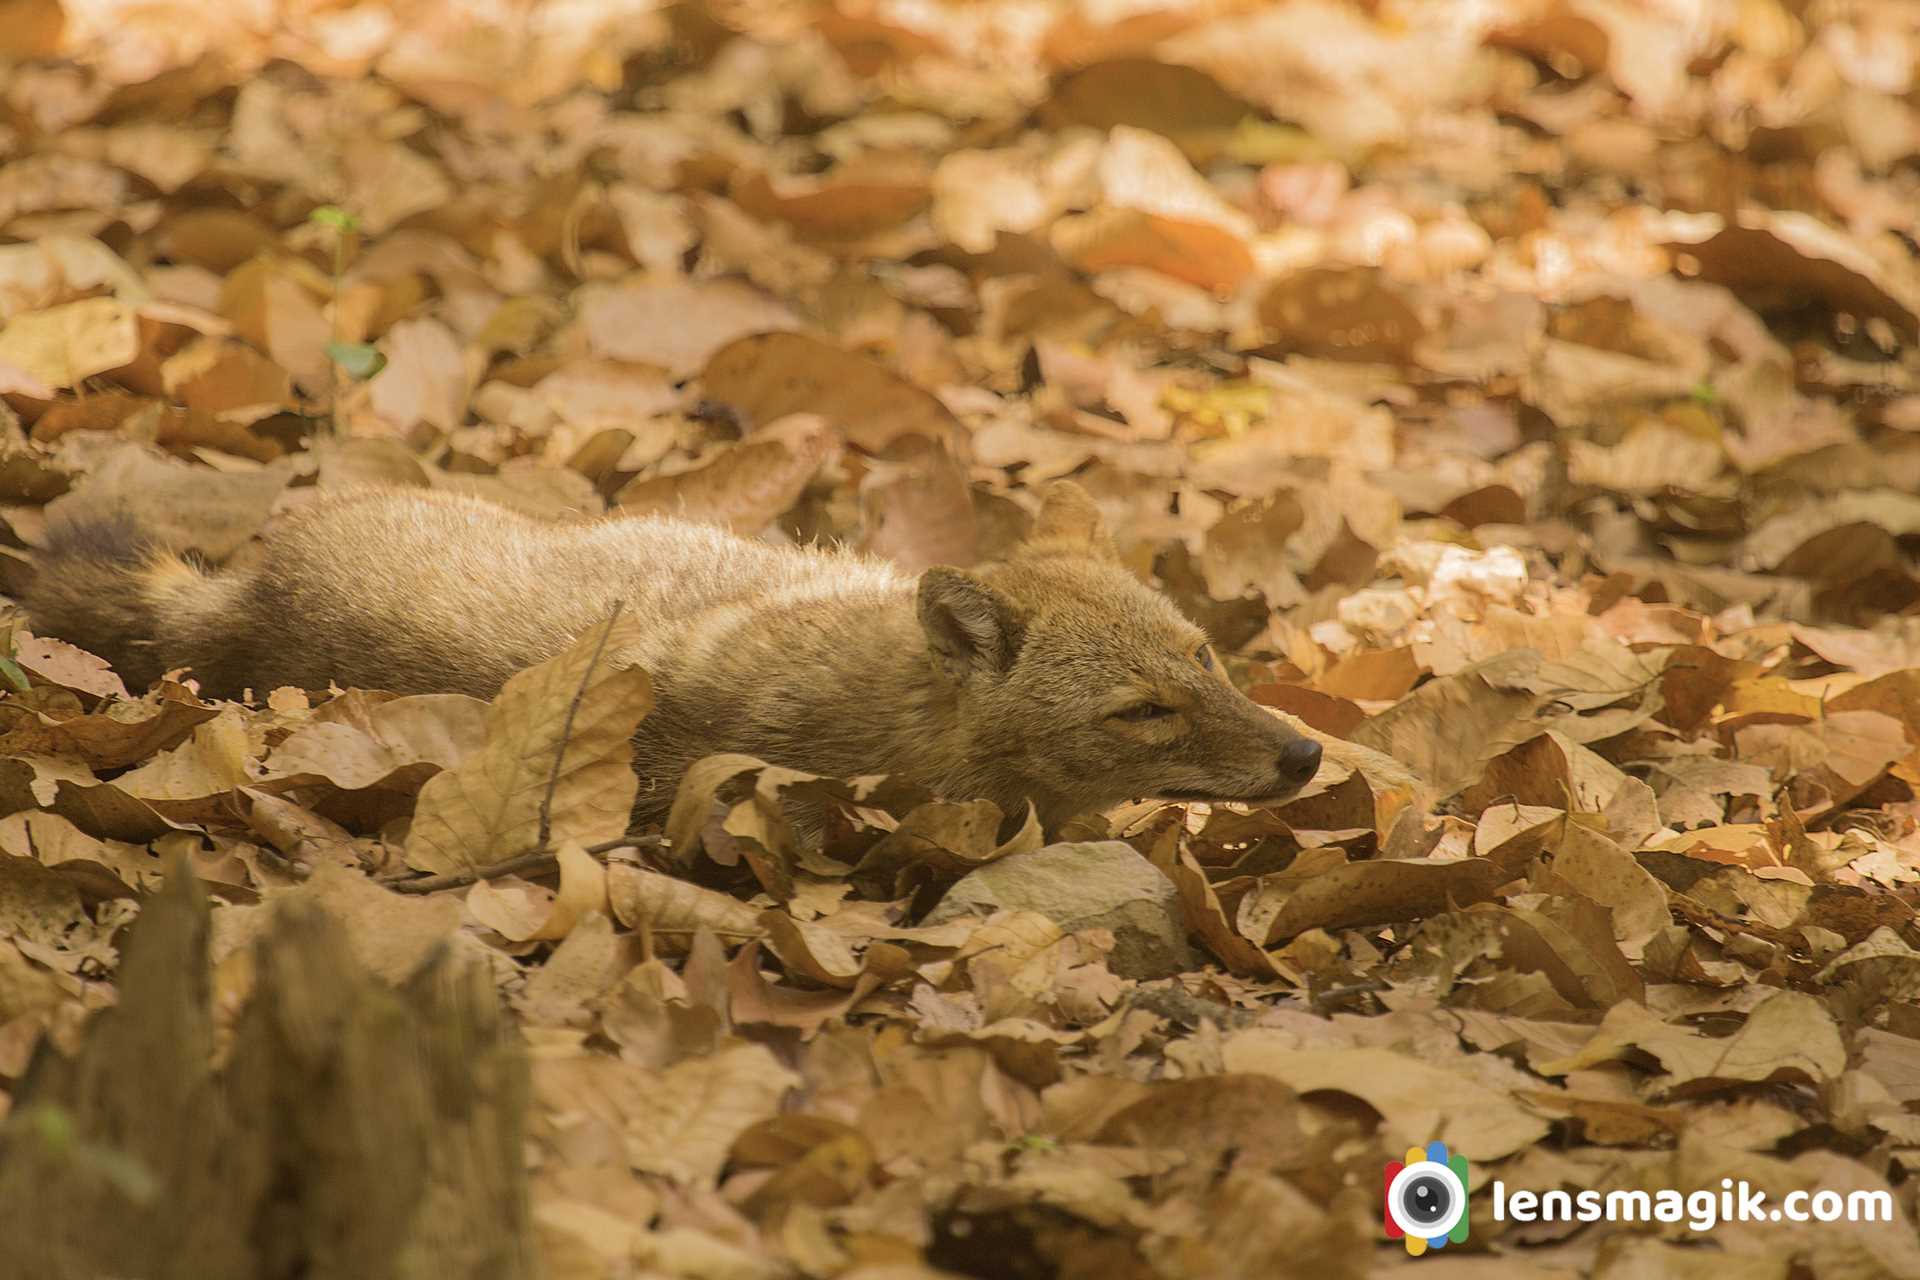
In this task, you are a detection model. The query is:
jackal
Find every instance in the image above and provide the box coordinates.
[28,483,1322,826]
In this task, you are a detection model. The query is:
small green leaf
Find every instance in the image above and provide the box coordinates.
[0,656,29,694]
[326,341,387,380]
[309,205,359,232]
[30,1105,74,1154]
[1009,1135,1059,1153]
[1690,381,1718,406]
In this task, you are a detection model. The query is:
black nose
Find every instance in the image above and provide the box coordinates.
[1278,738,1322,786]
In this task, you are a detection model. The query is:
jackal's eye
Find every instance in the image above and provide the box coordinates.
[1114,702,1175,722]
[1195,644,1215,672]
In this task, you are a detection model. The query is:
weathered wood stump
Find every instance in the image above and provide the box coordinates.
[0,867,535,1279]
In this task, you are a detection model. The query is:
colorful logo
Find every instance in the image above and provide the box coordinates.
[1385,1141,1470,1255]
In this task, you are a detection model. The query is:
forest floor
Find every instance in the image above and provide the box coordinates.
[3,1,1920,1276]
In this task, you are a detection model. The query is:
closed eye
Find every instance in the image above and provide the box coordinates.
[1114,702,1176,722]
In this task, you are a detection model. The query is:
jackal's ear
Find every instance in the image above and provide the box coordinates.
[917,567,1025,678]
[1030,482,1118,560]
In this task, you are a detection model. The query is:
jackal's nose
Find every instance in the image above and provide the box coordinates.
[1278,738,1322,786]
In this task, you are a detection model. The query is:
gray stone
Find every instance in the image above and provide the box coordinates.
[924,840,1196,979]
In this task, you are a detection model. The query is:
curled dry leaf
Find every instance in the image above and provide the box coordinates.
[1249,856,1509,945]
[607,861,765,944]
[854,798,1041,893]
[758,909,869,989]
[110,707,255,822]
[241,788,360,873]
[1143,821,1291,979]
[466,842,609,944]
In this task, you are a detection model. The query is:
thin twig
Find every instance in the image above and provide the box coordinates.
[379,832,666,895]
[328,228,344,436]
[537,599,626,851]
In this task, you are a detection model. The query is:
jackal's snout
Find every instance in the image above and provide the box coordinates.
[1276,736,1323,789]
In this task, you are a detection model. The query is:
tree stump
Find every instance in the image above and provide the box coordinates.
[0,867,536,1279]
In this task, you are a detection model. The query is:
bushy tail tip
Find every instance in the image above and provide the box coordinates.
[25,511,201,693]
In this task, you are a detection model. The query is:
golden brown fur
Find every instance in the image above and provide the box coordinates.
[28,485,1321,826]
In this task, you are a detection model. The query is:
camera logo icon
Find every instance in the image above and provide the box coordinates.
[1384,1140,1470,1255]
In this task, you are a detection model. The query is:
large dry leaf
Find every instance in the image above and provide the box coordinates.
[7,629,126,701]
[701,331,962,453]
[1218,1033,1552,1160]
[219,254,330,392]
[403,613,654,874]
[623,1042,801,1187]
[1349,651,1549,797]
[578,279,800,377]
[0,296,138,389]
[1041,61,1253,163]
[368,317,470,432]
[858,438,978,571]
[1666,209,1920,341]
[1257,268,1426,364]
[1539,993,1848,1096]
[615,415,835,533]
[730,165,930,242]
[261,692,486,793]
[0,809,156,894]
[1546,822,1670,952]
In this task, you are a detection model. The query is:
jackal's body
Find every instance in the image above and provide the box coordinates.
[28,485,1321,825]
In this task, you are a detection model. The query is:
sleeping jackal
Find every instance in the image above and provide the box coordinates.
[28,483,1322,827]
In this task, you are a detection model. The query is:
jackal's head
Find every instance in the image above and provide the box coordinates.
[915,483,1322,826]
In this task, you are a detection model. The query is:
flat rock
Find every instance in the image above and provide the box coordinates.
[925,840,1196,979]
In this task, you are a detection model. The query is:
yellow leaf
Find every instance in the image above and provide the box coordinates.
[0,297,138,389]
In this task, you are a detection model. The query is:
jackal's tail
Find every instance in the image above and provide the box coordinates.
[25,511,218,692]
